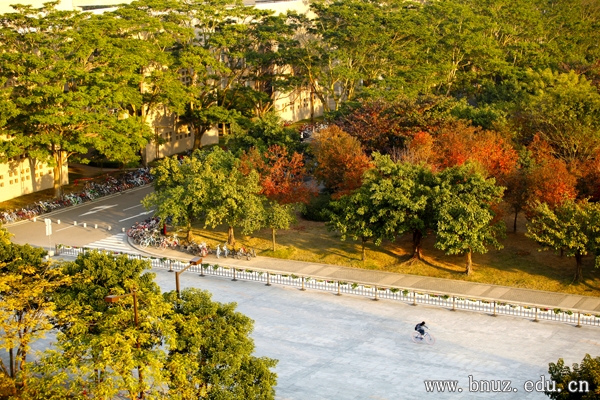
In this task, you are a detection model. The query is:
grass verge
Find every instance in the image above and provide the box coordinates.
[184,213,600,297]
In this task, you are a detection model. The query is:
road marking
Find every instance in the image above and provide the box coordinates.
[118,210,154,222]
[79,205,118,216]
[123,204,142,211]
[56,225,76,232]
[82,233,135,253]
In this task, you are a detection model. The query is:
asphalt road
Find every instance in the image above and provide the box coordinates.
[5,185,153,250]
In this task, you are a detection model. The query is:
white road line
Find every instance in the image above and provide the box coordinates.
[123,204,142,211]
[56,225,76,232]
[79,205,118,217]
[82,233,136,253]
[118,210,154,222]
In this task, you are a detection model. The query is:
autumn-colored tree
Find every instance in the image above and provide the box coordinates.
[334,99,406,154]
[576,154,600,201]
[434,121,518,185]
[240,145,316,205]
[525,136,578,215]
[310,126,372,198]
[240,145,317,250]
[335,96,456,155]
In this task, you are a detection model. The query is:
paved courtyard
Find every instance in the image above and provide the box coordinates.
[153,267,599,400]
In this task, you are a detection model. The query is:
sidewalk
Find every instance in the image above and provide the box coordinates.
[126,238,600,315]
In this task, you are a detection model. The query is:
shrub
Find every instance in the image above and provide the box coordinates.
[302,192,331,222]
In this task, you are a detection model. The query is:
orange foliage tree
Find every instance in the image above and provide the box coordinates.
[433,121,518,185]
[310,126,372,198]
[240,145,317,250]
[241,145,316,205]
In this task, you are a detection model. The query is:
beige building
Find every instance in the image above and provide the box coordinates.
[0,152,68,202]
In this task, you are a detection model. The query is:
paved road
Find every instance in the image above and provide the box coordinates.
[6,185,153,249]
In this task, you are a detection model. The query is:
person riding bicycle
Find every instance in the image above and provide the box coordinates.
[415,321,428,339]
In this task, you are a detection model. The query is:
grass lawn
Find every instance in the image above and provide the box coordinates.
[185,211,600,297]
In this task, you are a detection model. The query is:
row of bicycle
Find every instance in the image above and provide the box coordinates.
[0,168,153,225]
[181,241,257,260]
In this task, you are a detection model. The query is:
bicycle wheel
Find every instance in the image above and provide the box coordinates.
[411,332,423,343]
[424,333,435,345]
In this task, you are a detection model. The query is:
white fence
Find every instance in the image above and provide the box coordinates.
[55,245,600,328]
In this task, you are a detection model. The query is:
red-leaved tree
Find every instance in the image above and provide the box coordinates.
[310,126,372,199]
[240,145,317,250]
[434,122,518,185]
[241,145,316,205]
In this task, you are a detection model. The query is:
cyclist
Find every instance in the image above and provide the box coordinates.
[414,321,428,339]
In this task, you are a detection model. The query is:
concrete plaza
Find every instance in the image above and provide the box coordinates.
[153,266,598,400]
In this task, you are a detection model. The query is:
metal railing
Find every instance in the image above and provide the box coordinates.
[55,245,600,328]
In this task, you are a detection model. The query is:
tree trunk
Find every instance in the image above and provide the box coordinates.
[513,208,518,233]
[465,250,472,275]
[412,230,423,260]
[53,149,64,198]
[310,86,315,123]
[574,253,583,282]
[193,126,207,150]
[227,226,235,246]
[9,348,14,378]
[272,228,276,252]
[361,237,366,261]
[186,221,194,243]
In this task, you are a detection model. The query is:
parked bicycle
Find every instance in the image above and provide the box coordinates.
[0,168,153,225]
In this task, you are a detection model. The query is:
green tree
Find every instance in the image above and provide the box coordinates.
[143,154,209,242]
[262,201,297,252]
[144,148,264,246]
[526,199,600,282]
[31,251,172,400]
[434,163,506,275]
[164,288,277,399]
[327,154,436,261]
[303,0,424,110]
[547,354,600,400]
[0,3,152,195]
[0,235,67,398]
[513,70,600,166]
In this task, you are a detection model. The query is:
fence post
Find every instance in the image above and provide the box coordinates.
[168,260,173,273]
[199,263,205,277]
[493,301,497,317]
[336,281,341,296]
[301,277,306,291]
[266,272,271,286]
[534,307,539,322]
[55,244,59,256]
[412,292,417,306]
[232,268,237,282]
[576,312,582,328]
[373,286,379,301]
[451,296,456,311]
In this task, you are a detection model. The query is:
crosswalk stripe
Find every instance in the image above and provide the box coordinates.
[83,233,136,253]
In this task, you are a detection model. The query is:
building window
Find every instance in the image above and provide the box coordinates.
[0,183,3,187]
[0,175,3,180]
[9,180,12,185]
